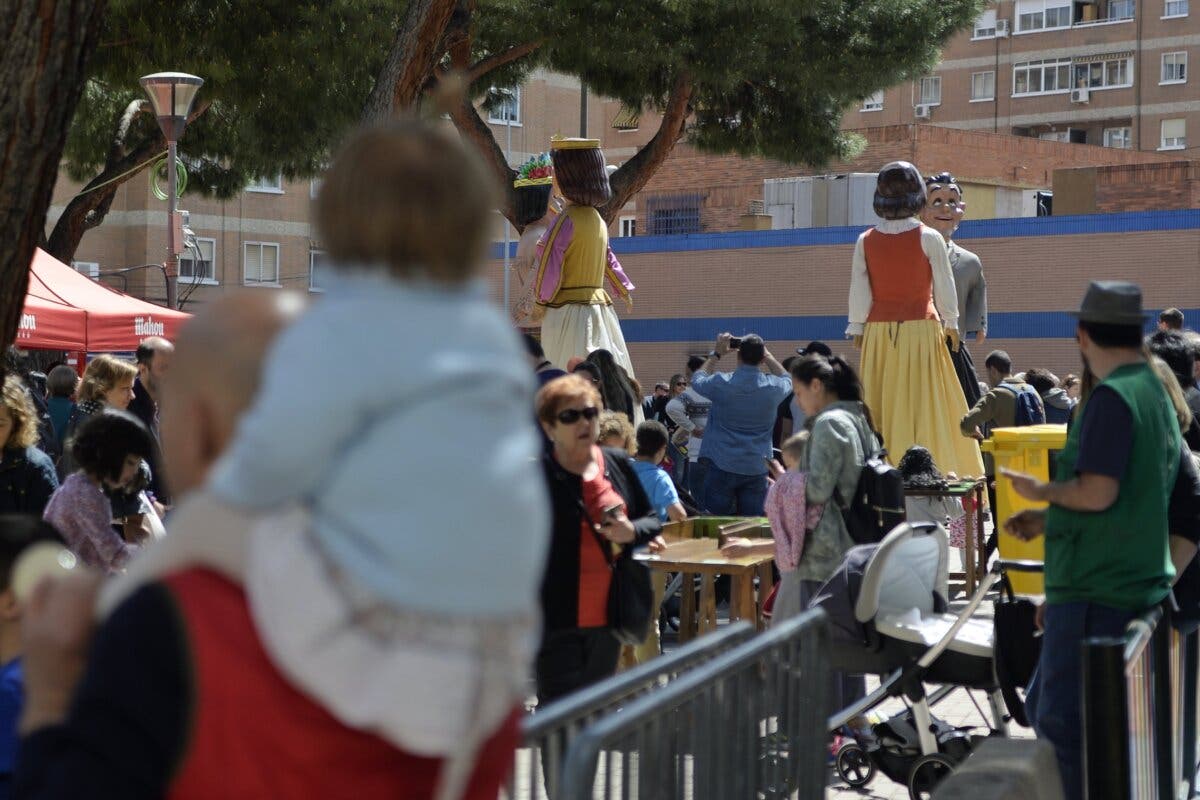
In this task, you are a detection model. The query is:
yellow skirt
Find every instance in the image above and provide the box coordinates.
[860,319,985,479]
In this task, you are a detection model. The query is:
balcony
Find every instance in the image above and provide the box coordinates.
[1073,0,1135,25]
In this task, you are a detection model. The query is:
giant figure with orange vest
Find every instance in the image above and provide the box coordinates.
[846,162,985,479]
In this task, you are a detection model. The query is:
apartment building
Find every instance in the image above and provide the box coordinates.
[51,69,657,309]
[843,0,1198,155]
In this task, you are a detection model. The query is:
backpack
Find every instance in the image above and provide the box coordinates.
[997,383,1046,426]
[835,422,907,545]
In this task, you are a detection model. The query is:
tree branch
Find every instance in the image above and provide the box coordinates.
[467,40,542,84]
[362,0,460,122]
[446,92,518,225]
[600,71,694,224]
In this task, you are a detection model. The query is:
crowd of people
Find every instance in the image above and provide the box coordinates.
[0,117,1190,800]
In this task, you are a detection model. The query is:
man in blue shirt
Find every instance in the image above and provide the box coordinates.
[690,333,792,516]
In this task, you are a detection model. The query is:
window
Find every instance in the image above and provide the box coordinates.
[487,87,521,125]
[309,249,328,292]
[1013,58,1072,95]
[72,261,99,279]
[1071,55,1133,90]
[1039,131,1070,142]
[860,91,884,112]
[1161,118,1187,149]
[243,242,280,285]
[1016,0,1071,31]
[973,9,998,37]
[1162,52,1188,83]
[918,76,942,105]
[971,71,996,101]
[1103,127,1133,148]
[246,174,283,193]
[1165,0,1188,16]
[180,237,216,283]
[1107,0,1135,19]
[618,216,636,237]
[646,194,702,236]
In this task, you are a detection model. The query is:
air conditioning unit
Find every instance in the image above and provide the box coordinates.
[995,19,1010,36]
[1070,88,1090,104]
[914,104,933,120]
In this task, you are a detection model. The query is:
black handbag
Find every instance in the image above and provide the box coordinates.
[580,500,655,646]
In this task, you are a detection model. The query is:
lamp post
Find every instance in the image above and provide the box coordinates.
[139,72,203,310]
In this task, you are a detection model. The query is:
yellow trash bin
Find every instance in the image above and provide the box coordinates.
[981,424,1068,595]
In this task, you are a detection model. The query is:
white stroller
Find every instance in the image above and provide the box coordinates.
[818,521,1023,800]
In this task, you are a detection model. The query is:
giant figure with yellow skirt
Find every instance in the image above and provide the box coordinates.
[532,137,636,376]
[846,162,985,479]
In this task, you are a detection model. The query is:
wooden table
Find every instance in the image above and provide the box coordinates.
[635,538,775,642]
[905,478,987,594]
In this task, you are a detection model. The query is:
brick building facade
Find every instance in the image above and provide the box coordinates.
[1055,159,1200,211]
[842,0,1199,155]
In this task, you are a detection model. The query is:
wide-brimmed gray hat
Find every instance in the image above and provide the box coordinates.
[1069,280,1148,326]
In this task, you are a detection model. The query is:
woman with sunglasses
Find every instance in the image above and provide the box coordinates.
[535,374,664,704]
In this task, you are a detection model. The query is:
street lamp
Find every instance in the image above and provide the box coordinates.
[139,71,203,310]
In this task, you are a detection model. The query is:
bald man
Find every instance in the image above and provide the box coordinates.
[15,294,522,799]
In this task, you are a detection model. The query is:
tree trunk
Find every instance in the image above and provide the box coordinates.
[362,0,460,123]
[600,72,694,224]
[0,0,108,352]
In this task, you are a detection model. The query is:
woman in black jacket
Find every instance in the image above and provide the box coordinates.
[536,373,663,705]
[0,375,59,515]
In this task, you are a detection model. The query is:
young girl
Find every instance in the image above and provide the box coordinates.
[43,410,155,573]
[898,445,967,547]
[763,432,825,620]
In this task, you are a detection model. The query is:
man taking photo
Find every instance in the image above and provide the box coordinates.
[690,333,791,516]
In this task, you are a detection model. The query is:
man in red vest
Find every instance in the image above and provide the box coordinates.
[15,292,521,799]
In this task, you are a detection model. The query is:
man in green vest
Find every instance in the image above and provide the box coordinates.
[1002,281,1179,800]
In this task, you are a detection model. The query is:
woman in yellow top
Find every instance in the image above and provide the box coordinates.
[532,138,636,376]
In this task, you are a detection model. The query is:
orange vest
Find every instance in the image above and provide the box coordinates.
[863,227,940,323]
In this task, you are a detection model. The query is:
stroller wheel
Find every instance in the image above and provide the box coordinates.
[834,742,874,788]
[906,753,955,800]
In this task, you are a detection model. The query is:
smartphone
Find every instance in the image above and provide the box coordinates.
[728,336,742,349]
[601,503,624,520]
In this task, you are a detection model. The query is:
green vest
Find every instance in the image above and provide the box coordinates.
[1044,362,1180,610]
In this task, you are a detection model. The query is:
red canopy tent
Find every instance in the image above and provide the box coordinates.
[19,248,190,352]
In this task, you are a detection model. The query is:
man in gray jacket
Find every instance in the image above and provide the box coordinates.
[922,172,987,408]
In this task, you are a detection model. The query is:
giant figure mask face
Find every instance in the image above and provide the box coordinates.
[921,175,964,240]
[873,161,926,220]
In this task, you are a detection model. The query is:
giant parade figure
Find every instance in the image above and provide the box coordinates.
[847,162,985,479]
[511,152,557,328]
[531,137,636,376]
[920,171,989,408]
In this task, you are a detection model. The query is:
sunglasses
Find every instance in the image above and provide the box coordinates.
[556,406,600,425]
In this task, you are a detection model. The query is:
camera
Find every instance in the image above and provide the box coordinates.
[728,336,742,349]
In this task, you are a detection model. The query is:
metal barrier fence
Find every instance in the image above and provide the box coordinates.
[557,609,830,800]
[503,621,756,800]
[1082,608,1197,800]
